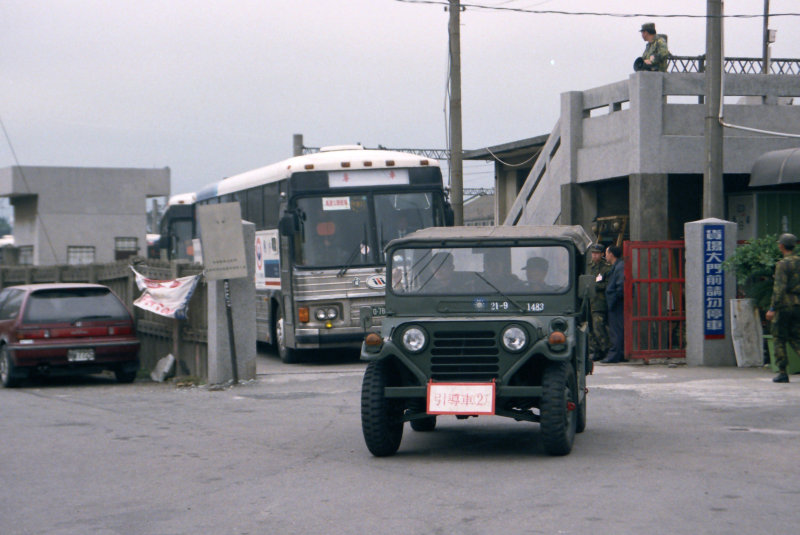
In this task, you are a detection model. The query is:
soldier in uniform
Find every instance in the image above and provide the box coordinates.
[766,233,800,383]
[638,22,669,72]
[588,243,612,361]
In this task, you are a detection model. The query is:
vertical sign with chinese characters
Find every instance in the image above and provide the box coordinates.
[703,224,725,339]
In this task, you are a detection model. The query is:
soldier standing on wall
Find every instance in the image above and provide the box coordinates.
[588,243,612,362]
[634,22,669,72]
[766,233,800,383]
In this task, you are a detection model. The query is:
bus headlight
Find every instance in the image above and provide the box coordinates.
[501,325,528,352]
[401,326,427,353]
[315,307,338,321]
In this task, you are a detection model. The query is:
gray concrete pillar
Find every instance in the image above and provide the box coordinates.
[207,221,257,384]
[560,182,596,236]
[629,173,668,241]
[684,218,737,366]
[560,91,584,183]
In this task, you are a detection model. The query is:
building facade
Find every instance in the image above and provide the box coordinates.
[0,166,170,265]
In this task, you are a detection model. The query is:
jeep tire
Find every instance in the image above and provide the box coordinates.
[361,359,404,456]
[540,361,577,456]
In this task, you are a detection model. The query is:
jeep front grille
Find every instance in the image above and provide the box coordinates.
[430,330,499,381]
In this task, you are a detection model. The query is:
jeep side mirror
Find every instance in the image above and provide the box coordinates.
[278,213,298,236]
[360,305,374,332]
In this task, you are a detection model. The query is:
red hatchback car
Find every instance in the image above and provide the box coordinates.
[0,283,140,387]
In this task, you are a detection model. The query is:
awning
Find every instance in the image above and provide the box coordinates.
[749,148,800,187]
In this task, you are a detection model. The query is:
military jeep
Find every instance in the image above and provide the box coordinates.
[360,225,593,456]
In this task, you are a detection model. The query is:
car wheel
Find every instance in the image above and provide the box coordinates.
[361,359,404,456]
[115,368,137,384]
[410,415,437,432]
[0,346,21,388]
[276,311,301,364]
[540,361,577,456]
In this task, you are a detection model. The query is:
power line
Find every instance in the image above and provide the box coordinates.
[394,0,800,18]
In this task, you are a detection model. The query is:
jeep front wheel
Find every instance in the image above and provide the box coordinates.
[361,359,404,456]
[539,361,577,456]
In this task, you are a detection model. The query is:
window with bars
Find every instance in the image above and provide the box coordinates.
[18,246,33,266]
[115,237,138,260]
[67,246,95,265]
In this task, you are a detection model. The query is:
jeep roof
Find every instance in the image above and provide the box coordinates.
[387,225,592,253]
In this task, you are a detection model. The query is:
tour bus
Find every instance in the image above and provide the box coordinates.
[153,192,196,261]
[195,145,452,362]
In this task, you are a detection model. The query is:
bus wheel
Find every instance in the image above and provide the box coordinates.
[276,311,301,364]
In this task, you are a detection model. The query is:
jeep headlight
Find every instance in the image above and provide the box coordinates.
[401,326,427,353]
[501,325,528,352]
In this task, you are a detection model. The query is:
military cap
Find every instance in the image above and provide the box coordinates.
[640,22,656,34]
[590,243,605,253]
[778,233,797,248]
[524,257,549,271]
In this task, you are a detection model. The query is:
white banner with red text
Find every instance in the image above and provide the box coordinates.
[131,268,201,320]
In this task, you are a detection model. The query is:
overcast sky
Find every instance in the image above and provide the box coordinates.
[2,0,799,203]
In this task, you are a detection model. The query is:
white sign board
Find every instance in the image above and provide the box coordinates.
[427,382,496,415]
[196,202,248,281]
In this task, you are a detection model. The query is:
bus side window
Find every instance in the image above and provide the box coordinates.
[264,183,281,228]
[246,187,264,230]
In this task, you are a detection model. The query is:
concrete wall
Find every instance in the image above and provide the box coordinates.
[0,166,170,265]
[505,72,800,240]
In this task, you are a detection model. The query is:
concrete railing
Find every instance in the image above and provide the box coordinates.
[506,71,800,228]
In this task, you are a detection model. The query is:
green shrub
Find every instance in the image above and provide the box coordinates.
[721,234,781,309]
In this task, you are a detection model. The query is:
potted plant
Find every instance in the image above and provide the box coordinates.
[722,235,781,367]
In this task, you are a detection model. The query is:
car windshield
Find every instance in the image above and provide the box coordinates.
[391,245,570,296]
[23,288,131,323]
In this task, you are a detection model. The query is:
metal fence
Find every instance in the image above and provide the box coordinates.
[0,259,208,379]
[669,55,800,75]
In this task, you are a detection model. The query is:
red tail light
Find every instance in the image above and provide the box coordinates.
[17,329,50,340]
[108,325,133,335]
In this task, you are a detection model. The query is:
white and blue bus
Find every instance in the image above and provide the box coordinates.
[195,145,452,362]
[153,192,196,261]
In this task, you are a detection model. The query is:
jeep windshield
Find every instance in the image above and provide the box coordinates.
[390,245,570,296]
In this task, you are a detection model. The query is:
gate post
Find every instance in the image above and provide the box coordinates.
[684,218,737,366]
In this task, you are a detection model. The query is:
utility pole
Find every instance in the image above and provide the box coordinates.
[448,0,464,225]
[703,0,724,219]
[762,0,772,74]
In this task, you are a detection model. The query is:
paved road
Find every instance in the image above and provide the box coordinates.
[2,354,799,535]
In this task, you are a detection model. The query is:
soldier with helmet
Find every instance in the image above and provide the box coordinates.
[635,22,670,72]
[588,243,612,361]
[766,233,800,383]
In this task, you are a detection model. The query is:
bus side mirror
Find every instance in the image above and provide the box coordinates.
[279,213,298,236]
[444,205,455,226]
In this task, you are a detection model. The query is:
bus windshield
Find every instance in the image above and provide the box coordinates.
[295,192,440,269]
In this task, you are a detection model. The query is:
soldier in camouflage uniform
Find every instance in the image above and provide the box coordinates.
[588,243,612,361]
[639,22,670,72]
[766,233,800,383]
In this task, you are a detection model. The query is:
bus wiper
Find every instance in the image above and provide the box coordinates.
[337,243,363,277]
[473,273,525,312]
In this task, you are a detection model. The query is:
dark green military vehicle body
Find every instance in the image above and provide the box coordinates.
[360,225,593,456]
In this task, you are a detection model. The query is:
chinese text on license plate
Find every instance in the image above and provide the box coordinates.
[427,381,495,415]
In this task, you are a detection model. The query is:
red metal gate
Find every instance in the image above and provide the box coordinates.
[623,241,686,361]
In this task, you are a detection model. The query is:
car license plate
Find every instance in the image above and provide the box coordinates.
[67,349,95,362]
[371,306,386,317]
[427,381,495,415]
